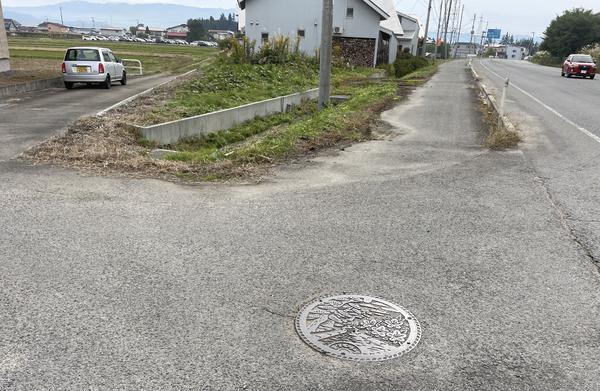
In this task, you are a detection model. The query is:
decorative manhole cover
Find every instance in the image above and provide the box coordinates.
[295,295,421,361]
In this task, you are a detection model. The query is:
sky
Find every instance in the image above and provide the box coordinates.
[2,0,598,38]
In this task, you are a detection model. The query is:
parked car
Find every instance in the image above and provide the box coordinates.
[61,47,127,89]
[562,54,597,79]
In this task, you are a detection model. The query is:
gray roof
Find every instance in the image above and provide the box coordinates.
[379,0,404,37]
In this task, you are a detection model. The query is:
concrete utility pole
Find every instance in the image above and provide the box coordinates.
[468,14,476,54]
[447,0,459,59]
[453,4,465,58]
[442,0,453,59]
[433,0,444,60]
[421,0,433,58]
[0,0,10,73]
[318,0,333,110]
[479,21,488,57]
[60,6,64,26]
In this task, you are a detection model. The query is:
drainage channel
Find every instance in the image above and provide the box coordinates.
[295,295,421,361]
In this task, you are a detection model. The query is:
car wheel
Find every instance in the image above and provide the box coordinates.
[591,75,595,80]
[566,73,572,78]
[104,75,111,89]
[120,71,127,86]
[64,82,74,89]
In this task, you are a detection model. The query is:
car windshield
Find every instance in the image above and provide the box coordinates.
[65,49,101,62]
[572,55,593,63]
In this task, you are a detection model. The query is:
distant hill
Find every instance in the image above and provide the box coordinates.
[4,1,237,29]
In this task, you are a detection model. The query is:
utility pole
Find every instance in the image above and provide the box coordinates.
[0,0,10,73]
[479,21,488,57]
[59,6,64,26]
[433,0,444,60]
[530,32,535,56]
[421,0,433,58]
[468,14,476,55]
[318,0,333,110]
[447,0,459,58]
[453,3,465,58]
[442,0,453,59]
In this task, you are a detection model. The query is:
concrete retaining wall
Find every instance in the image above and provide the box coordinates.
[0,77,63,98]
[140,88,319,145]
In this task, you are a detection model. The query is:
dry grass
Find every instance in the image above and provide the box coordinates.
[479,99,521,150]
[0,59,60,86]
[484,126,522,150]
[23,63,437,183]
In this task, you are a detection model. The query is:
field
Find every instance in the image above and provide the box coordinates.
[4,37,217,84]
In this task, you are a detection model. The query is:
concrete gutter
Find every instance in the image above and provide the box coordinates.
[469,61,517,132]
[0,77,63,98]
[139,88,320,146]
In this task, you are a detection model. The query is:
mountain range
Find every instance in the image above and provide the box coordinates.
[4,1,237,29]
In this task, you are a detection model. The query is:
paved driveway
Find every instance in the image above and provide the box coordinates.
[0,61,598,390]
[0,73,174,161]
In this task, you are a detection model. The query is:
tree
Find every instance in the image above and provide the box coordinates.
[540,8,600,58]
[187,18,208,41]
[500,33,514,45]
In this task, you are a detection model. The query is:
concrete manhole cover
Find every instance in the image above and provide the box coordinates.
[295,295,421,361]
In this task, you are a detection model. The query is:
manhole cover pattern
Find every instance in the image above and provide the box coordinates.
[296,295,421,361]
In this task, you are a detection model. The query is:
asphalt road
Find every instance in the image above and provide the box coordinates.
[0,73,174,161]
[0,61,599,390]
[473,59,600,266]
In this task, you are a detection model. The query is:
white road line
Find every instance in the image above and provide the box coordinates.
[477,60,600,145]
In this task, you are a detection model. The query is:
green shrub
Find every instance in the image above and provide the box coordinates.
[221,35,313,65]
[393,54,428,78]
[529,50,561,67]
[581,43,600,63]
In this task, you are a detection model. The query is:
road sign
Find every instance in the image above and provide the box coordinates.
[487,29,501,39]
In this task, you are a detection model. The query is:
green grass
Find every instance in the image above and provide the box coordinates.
[7,36,217,75]
[141,61,381,125]
[165,80,396,166]
[165,103,317,163]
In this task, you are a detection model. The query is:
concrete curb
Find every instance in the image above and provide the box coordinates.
[139,88,320,146]
[0,77,63,98]
[469,61,517,132]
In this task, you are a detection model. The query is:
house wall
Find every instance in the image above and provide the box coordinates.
[243,0,382,65]
[397,14,419,56]
[244,0,322,55]
[332,0,382,40]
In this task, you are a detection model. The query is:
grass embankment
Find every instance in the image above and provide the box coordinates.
[141,62,320,125]
[5,37,216,80]
[25,58,436,182]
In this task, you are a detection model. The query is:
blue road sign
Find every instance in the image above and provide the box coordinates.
[487,29,501,39]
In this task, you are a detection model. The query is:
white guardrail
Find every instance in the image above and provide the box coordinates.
[122,59,143,75]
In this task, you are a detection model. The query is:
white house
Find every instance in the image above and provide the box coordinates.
[396,12,419,56]
[238,0,409,67]
[166,24,189,40]
[485,44,527,60]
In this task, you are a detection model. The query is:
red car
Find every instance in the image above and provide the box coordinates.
[562,54,597,79]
